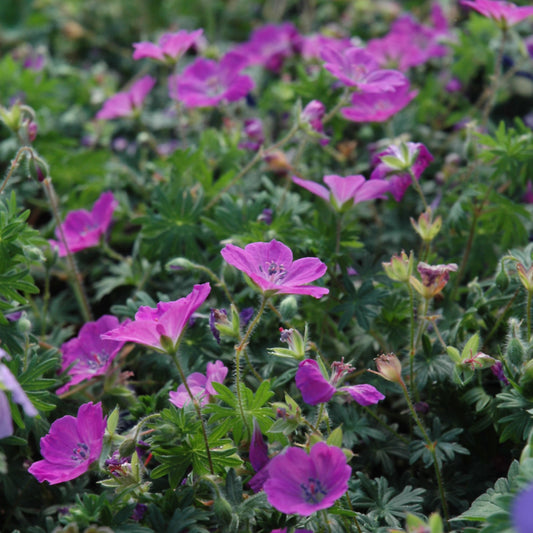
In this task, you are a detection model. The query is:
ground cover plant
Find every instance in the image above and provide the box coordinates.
[3,0,533,531]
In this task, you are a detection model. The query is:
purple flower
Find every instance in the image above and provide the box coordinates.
[96,75,156,120]
[101,283,211,352]
[300,100,329,145]
[28,402,106,485]
[235,23,298,72]
[133,29,203,63]
[296,34,351,61]
[49,191,118,257]
[295,359,385,406]
[292,174,390,210]
[249,420,271,492]
[264,442,351,516]
[0,349,38,439]
[239,118,264,151]
[524,180,533,204]
[56,315,128,395]
[169,360,228,407]
[341,81,417,123]
[131,503,148,521]
[461,0,533,28]
[370,142,433,201]
[221,240,328,299]
[322,46,407,92]
[512,482,533,533]
[168,52,254,108]
[411,262,458,299]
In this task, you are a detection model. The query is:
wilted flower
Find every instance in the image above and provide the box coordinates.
[292,174,390,211]
[132,29,203,63]
[239,118,264,151]
[101,283,211,353]
[96,75,156,120]
[411,262,458,299]
[264,442,351,516]
[382,250,415,283]
[372,353,403,384]
[221,239,328,298]
[491,361,509,385]
[28,402,106,484]
[49,191,118,257]
[295,358,385,406]
[0,349,38,439]
[169,52,254,108]
[461,0,533,29]
[57,315,128,395]
[169,360,228,407]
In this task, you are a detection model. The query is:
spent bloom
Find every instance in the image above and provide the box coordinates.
[132,29,203,63]
[239,118,264,151]
[49,191,118,257]
[96,75,156,120]
[264,441,351,516]
[512,482,533,533]
[169,52,254,108]
[0,348,38,439]
[292,174,390,211]
[370,142,434,201]
[28,402,106,485]
[221,239,328,299]
[101,283,211,353]
[410,262,458,299]
[461,0,533,29]
[56,315,128,395]
[169,360,228,407]
[295,358,385,406]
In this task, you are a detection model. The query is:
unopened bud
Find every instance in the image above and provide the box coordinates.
[382,250,414,283]
[372,353,403,384]
[410,208,442,243]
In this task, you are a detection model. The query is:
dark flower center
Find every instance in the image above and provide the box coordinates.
[259,261,287,284]
[301,477,327,504]
[71,442,89,462]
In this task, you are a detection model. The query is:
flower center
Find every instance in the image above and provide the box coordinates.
[84,350,110,372]
[301,477,327,504]
[71,442,89,462]
[259,261,287,284]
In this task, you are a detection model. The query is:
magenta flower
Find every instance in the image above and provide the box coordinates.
[295,359,385,406]
[248,419,271,492]
[296,34,351,61]
[322,46,407,92]
[221,240,328,299]
[49,191,118,257]
[28,402,106,485]
[96,75,156,120]
[461,0,533,28]
[512,482,533,533]
[341,81,417,123]
[0,349,38,439]
[370,142,434,201]
[56,315,128,395]
[168,52,254,108]
[235,23,298,72]
[169,360,228,407]
[239,118,264,151]
[300,100,329,145]
[292,174,390,211]
[264,442,351,516]
[101,283,211,352]
[132,29,203,63]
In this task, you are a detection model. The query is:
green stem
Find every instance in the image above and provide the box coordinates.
[362,406,410,446]
[481,27,507,126]
[408,169,429,211]
[0,146,34,195]
[132,413,161,442]
[399,380,450,528]
[528,291,532,342]
[411,297,429,400]
[323,88,351,124]
[407,282,416,390]
[169,350,214,475]
[344,494,363,533]
[192,263,235,307]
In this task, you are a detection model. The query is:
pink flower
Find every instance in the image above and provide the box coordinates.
[132,29,203,63]
[235,23,299,72]
[28,402,106,485]
[296,34,351,61]
[461,0,533,28]
[56,315,128,395]
[221,240,328,299]
[322,46,407,92]
[292,174,390,210]
[101,283,211,352]
[169,360,228,407]
[49,191,118,256]
[295,359,385,406]
[239,118,264,151]
[341,81,417,122]
[264,442,351,516]
[169,52,254,108]
[370,142,434,201]
[96,75,156,120]
[300,100,329,144]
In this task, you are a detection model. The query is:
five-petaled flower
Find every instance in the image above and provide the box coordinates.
[461,0,533,29]
[56,315,128,395]
[101,283,211,353]
[264,441,351,516]
[28,402,106,484]
[169,360,228,407]
[221,240,328,299]
[132,29,203,63]
[49,191,118,257]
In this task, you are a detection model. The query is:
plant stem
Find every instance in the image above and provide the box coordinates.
[407,282,416,395]
[169,351,214,475]
[481,27,507,126]
[408,169,429,211]
[528,290,532,342]
[362,406,410,446]
[399,380,450,528]
[0,146,34,195]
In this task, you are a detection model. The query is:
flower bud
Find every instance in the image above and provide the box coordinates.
[517,263,533,293]
[410,208,442,243]
[495,262,509,291]
[382,250,414,283]
[373,353,403,384]
[0,104,22,132]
